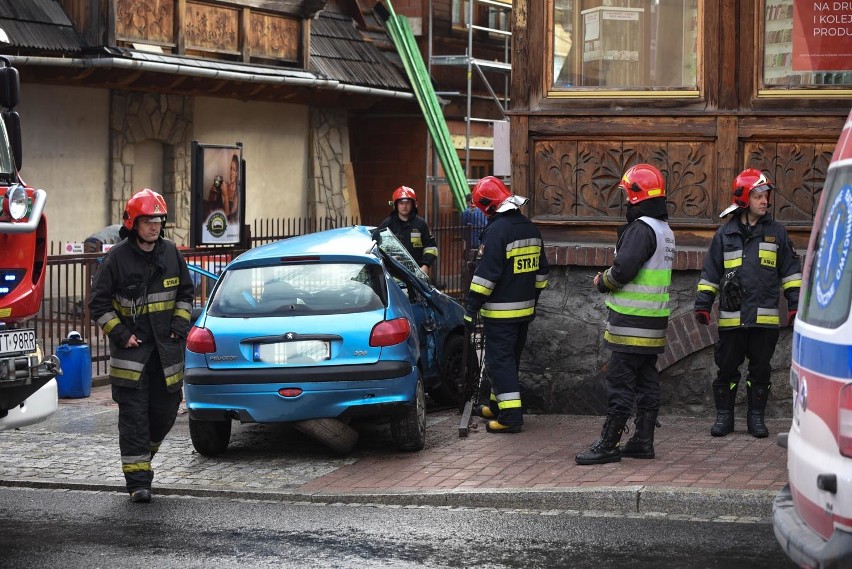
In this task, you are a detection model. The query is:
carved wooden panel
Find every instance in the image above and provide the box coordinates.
[116,0,176,45]
[534,140,713,222]
[185,1,240,54]
[744,142,834,225]
[249,12,300,63]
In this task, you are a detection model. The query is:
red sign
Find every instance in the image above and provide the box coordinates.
[792,1,852,71]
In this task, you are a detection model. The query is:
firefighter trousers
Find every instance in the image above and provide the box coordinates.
[606,351,661,417]
[111,350,182,493]
[713,327,779,392]
[483,319,529,426]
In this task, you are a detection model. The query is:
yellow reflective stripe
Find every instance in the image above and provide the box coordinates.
[498,399,522,409]
[697,284,717,293]
[165,369,183,387]
[423,247,438,257]
[174,308,191,321]
[535,280,547,289]
[604,330,667,348]
[470,282,492,296]
[718,317,741,327]
[113,300,177,317]
[122,462,152,473]
[756,315,780,325]
[480,306,535,319]
[110,367,142,381]
[782,279,801,290]
[723,258,742,269]
[102,317,122,334]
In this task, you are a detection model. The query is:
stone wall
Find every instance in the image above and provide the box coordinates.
[519,244,794,420]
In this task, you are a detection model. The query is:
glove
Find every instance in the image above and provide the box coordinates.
[787,310,797,327]
[695,310,711,326]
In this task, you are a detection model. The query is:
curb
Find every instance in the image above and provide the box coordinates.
[0,478,776,519]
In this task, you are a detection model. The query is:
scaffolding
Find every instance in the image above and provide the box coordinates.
[427,0,512,194]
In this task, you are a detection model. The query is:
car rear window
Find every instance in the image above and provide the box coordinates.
[800,167,852,329]
[206,262,387,317]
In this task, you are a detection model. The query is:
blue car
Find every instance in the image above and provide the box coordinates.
[184,226,468,455]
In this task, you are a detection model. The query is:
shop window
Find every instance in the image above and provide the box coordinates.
[761,0,852,92]
[550,0,699,95]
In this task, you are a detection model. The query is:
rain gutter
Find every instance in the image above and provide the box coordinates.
[6,55,414,100]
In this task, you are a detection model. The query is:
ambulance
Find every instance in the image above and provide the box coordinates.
[773,108,852,568]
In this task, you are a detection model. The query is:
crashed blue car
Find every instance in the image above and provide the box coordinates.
[184,226,467,455]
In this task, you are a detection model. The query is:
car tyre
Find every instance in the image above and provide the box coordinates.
[430,334,473,408]
[293,418,359,456]
[391,375,426,451]
[189,418,232,456]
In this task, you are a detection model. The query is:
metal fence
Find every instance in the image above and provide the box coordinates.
[36,214,476,379]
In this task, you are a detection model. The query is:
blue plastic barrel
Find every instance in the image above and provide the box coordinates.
[55,332,92,398]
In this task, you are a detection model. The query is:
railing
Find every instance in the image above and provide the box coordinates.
[36,214,477,379]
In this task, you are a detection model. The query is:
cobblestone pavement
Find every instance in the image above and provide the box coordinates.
[0,384,790,518]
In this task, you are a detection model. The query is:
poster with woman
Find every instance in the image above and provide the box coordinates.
[191,142,244,246]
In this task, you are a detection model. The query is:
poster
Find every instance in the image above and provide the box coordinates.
[191,142,245,246]
[792,2,852,71]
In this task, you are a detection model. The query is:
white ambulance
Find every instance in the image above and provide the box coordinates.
[774,109,852,568]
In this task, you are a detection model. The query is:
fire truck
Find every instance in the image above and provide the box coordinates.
[0,54,60,429]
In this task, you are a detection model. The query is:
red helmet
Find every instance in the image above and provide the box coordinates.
[619,164,665,205]
[472,176,512,216]
[720,168,774,217]
[391,186,417,206]
[122,188,168,231]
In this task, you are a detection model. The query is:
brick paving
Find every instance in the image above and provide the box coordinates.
[0,384,789,517]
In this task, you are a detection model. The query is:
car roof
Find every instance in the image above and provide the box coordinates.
[230,226,379,268]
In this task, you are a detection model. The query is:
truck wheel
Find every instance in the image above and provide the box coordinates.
[189,418,232,456]
[391,376,426,451]
[294,418,359,456]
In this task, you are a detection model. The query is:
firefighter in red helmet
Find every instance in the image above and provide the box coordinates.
[576,164,674,465]
[465,176,549,433]
[695,168,801,439]
[88,188,194,503]
[377,186,438,275]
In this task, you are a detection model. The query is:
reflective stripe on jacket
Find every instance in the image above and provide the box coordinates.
[377,213,438,267]
[602,216,674,354]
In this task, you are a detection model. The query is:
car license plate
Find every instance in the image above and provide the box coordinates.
[254,340,330,364]
[0,329,36,357]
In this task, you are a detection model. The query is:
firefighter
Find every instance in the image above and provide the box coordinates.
[464,176,548,433]
[88,188,194,503]
[377,186,438,275]
[576,164,675,465]
[694,169,801,438]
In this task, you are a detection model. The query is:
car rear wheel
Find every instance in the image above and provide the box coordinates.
[189,418,232,456]
[391,375,426,451]
[429,334,473,407]
[293,417,359,456]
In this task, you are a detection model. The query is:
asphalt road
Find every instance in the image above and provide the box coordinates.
[0,486,795,569]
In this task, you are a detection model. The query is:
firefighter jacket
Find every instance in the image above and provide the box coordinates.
[377,213,438,267]
[466,209,549,322]
[695,213,801,329]
[599,216,674,354]
[89,237,194,391]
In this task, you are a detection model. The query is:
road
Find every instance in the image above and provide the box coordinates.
[0,486,795,569]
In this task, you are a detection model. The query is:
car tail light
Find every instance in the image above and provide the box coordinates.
[838,383,852,457]
[369,317,411,347]
[187,326,216,354]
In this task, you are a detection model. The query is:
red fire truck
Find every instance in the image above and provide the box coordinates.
[0,55,60,429]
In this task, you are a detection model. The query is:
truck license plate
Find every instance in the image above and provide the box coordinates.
[0,329,36,356]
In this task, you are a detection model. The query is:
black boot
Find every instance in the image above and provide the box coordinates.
[622,410,659,459]
[747,383,770,438]
[710,382,737,437]
[576,414,629,465]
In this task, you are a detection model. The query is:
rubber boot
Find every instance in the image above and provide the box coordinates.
[575,414,628,465]
[746,382,770,438]
[710,382,737,437]
[621,409,659,459]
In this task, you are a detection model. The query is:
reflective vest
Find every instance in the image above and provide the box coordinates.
[604,216,674,353]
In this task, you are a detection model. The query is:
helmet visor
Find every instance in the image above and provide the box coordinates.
[750,184,773,195]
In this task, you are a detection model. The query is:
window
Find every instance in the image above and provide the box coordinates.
[761,0,852,91]
[550,0,699,94]
[452,0,510,33]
